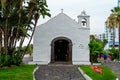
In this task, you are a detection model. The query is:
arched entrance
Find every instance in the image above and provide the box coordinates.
[51,37,72,64]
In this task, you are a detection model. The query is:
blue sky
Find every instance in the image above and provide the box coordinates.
[37,0,117,35]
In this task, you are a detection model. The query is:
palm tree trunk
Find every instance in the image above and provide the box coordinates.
[0,28,2,54]
[24,12,39,56]
[112,28,115,48]
[4,18,8,54]
[14,0,22,48]
[24,20,37,56]
[18,1,36,50]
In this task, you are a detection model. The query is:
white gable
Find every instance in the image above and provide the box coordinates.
[30,12,90,65]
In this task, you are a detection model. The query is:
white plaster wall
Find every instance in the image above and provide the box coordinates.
[71,28,90,65]
[33,13,90,65]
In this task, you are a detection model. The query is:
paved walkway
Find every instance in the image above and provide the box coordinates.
[34,65,85,80]
[104,62,120,79]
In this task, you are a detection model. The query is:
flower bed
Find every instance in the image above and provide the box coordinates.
[91,65,102,74]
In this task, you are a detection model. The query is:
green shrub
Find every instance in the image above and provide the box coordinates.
[0,49,24,67]
[0,54,11,67]
[11,52,23,65]
[0,54,4,67]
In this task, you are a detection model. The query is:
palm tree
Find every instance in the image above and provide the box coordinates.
[106,7,120,52]
[106,15,116,48]
[24,0,51,55]
[0,0,51,66]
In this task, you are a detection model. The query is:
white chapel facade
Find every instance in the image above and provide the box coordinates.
[31,10,91,65]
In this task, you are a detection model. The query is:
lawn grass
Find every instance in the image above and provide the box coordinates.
[80,65,117,80]
[0,65,36,80]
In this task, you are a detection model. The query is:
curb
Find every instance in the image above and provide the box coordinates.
[116,78,119,80]
[33,66,39,80]
[78,67,92,80]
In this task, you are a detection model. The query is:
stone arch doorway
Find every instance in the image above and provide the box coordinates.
[51,37,72,64]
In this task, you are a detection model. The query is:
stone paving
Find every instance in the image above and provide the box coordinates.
[34,65,85,80]
[104,62,120,80]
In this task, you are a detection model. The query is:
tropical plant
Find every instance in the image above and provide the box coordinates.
[106,15,115,48]
[88,35,106,63]
[106,7,120,51]
[103,39,108,48]
[23,44,33,56]
[107,48,119,60]
[0,0,51,66]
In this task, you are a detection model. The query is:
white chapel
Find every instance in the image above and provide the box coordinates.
[31,10,91,65]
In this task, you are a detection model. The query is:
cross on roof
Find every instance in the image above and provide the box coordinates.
[61,9,63,13]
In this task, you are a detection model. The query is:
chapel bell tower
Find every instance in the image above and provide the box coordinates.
[77,10,90,28]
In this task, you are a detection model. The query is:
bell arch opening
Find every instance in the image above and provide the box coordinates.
[51,37,72,64]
